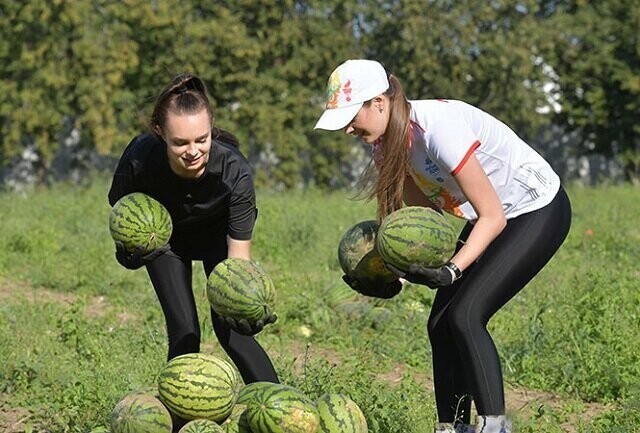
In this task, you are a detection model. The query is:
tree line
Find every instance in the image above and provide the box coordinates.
[1,0,638,188]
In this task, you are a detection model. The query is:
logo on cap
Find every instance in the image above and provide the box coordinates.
[325,72,352,109]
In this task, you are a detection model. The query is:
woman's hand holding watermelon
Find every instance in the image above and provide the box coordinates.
[386,262,462,289]
[114,241,171,270]
[221,312,278,336]
[341,274,402,299]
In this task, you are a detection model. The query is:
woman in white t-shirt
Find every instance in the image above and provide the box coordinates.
[315,60,571,433]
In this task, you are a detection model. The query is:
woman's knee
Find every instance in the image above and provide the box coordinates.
[428,311,452,347]
[167,318,201,356]
[446,302,485,342]
[168,331,200,360]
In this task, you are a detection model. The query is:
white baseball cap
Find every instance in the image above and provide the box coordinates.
[314,59,389,131]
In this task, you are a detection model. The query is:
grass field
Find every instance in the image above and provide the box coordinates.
[0,178,639,432]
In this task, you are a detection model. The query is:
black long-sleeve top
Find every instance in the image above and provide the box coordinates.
[108,132,256,256]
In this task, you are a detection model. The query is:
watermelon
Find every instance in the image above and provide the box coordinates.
[110,392,173,433]
[220,404,252,433]
[245,383,320,433]
[324,282,359,308]
[88,428,110,433]
[129,385,160,398]
[369,306,393,330]
[316,393,368,433]
[376,206,457,271]
[178,419,226,433]
[338,220,398,284]
[207,258,276,327]
[335,301,371,320]
[109,192,173,254]
[157,353,241,422]
[237,381,280,405]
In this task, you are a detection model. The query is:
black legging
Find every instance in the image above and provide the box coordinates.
[145,243,279,384]
[428,186,571,422]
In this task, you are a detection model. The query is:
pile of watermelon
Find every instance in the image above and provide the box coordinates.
[338,208,457,294]
[99,352,368,433]
[104,196,453,432]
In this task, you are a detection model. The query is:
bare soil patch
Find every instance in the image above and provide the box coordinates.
[0,278,135,324]
[0,278,75,305]
[0,394,35,433]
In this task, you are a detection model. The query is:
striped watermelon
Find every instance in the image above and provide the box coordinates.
[376,206,456,271]
[338,220,398,284]
[245,383,319,433]
[335,301,371,320]
[207,258,276,327]
[220,404,252,433]
[237,381,279,405]
[129,385,160,398]
[324,283,359,308]
[109,192,172,254]
[316,393,368,433]
[178,419,226,433]
[157,353,241,422]
[110,392,173,433]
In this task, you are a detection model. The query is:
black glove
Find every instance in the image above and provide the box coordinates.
[114,241,170,270]
[222,313,278,336]
[386,262,462,289]
[342,274,402,299]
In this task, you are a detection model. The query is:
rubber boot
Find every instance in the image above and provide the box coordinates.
[475,415,511,433]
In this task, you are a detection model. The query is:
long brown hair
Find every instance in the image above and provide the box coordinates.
[357,74,411,221]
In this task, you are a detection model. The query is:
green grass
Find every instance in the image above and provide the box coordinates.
[0,178,639,432]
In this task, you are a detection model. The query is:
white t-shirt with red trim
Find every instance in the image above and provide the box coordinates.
[408,99,560,220]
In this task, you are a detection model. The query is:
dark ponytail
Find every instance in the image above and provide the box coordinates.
[213,127,240,147]
[149,73,214,134]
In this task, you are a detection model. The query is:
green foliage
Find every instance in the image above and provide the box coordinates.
[0,1,139,161]
[0,0,362,188]
[496,185,640,402]
[359,0,554,139]
[542,1,640,179]
[0,296,165,431]
[216,0,362,188]
[3,0,638,185]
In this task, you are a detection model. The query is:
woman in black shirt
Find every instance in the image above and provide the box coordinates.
[108,73,278,384]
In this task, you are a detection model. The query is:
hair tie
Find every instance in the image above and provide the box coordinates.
[175,84,189,95]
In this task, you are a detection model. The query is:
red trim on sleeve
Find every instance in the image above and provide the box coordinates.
[451,140,481,176]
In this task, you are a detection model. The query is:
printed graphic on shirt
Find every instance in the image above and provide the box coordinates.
[409,167,466,218]
[423,155,445,181]
[408,121,469,218]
